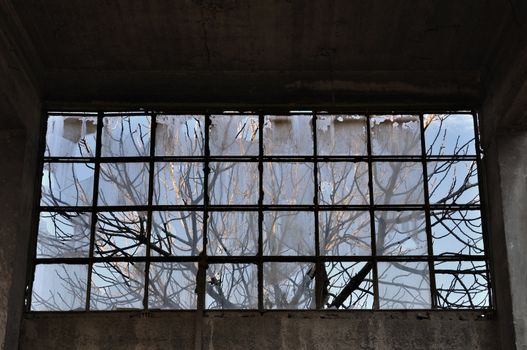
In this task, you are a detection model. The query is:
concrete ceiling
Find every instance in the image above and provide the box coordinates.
[10,0,512,104]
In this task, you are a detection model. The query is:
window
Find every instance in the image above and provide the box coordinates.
[28,110,491,311]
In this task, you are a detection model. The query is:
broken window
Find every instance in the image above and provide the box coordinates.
[29,111,491,311]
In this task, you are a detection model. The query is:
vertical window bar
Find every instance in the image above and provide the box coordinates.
[258,113,264,311]
[313,113,322,309]
[366,114,379,309]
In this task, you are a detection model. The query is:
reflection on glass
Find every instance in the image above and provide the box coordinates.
[263,211,315,256]
[45,115,97,157]
[317,115,367,155]
[375,211,427,256]
[90,262,145,310]
[428,161,479,204]
[318,162,369,205]
[37,212,91,258]
[155,115,204,156]
[263,262,315,309]
[373,162,424,204]
[208,211,258,256]
[319,211,371,256]
[98,163,149,206]
[209,162,259,205]
[31,264,88,311]
[95,212,147,257]
[149,262,197,309]
[431,210,483,256]
[323,261,373,309]
[206,264,258,309]
[41,162,94,206]
[370,115,421,155]
[210,115,259,155]
[153,162,203,205]
[435,261,489,309]
[425,114,476,156]
[264,115,313,155]
[378,261,431,309]
[101,115,151,157]
[263,162,314,204]
[151,211,203,256]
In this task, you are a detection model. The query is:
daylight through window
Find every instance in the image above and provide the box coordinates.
[29,110,491,311]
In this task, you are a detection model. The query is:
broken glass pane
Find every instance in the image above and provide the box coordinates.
[263,262,315,309]
[425,114,476,156]
[45,115,97,157]
[95,212,147,258]
[148,262,197,309]
[206,264,258,309]
[90,262,145,310]
[210,115,259,156]
[207,211,258,256]
[375,211,427,256]
[373,162,424,204]
[155,115,205,156]
[370,115,421,155]
[435,261,490,309]
[378,261,431,309]
[318,162,369,205]
[37,212,91,258]
[263,211,315,256]
[323,261,373,309]
[31,264,88,311]
[317,115,367,155]
[153,162,203,205]
[428,161,479,205]
[151,211,203,256]
[41,162,94,206]
[431,210,484,256]
[319,211,371,256]
[209,162,259,205]
[264,115,313,155]
[263,162,314,204]
[101,115,151,157]
[98,162,149,206]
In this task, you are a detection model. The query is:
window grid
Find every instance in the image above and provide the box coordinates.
[28,110,492,312]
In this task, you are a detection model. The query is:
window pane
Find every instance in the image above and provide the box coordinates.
[148,262,197,310]
[155,115,205,156]
[209,162,259,205]
[425,114,476,156]
[41,162,94,206]
[153,162,203,205]
[375,211,427,256]
[206,264,258,309]
[431,210,484,256]
[90,262,145,310]
[101,115,151,157]
[37,212,91,258]
[263,262,315,309]
[373,162,424,204]
[31,264,88,311]
[428,161,479,205]
[370,115,421,155]
[151,211,203,256]
[318,162,369,205]
[317,115,367,155]
[378,261,431,309]
[98,163,149,206]
[45,115,97,157]
[263,211,315,256]
[207,212,258,256]
[210,115,259,156]
[323,261,373,309]
[435,261,490,309]
[95,212,147,258]
[319,211,371,256]
[263,162,314,204]
[264,115,313,155]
